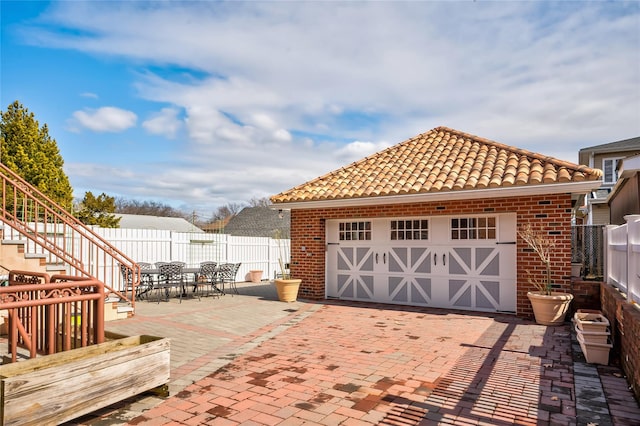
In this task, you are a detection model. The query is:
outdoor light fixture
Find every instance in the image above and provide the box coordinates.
[278,209,283,219]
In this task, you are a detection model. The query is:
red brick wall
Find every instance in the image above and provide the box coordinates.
[288,193,573,318]
[600,283,640,402]
[570,278,602,314]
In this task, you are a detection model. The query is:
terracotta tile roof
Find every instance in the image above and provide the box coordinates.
[271,126,603,204]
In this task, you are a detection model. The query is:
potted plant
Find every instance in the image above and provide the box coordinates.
[518,223,573,325]
[272,229,301,302]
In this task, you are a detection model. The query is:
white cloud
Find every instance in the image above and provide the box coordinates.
[13,1,640,215]
[142,107,182,138]
[335,141,391,164]
[69,107,137,133]
[250,113,278,131]
[80,92,98,99]
[273,128,292,143]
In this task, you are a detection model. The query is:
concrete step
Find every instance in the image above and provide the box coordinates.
[0,240,50,275]
[104,300,135,322]
[1,239,27,245]
[46,263,67,272]
[24,253,46,259]
[117,305,134,314]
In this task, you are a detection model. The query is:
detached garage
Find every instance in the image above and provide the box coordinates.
[270,127,602,318]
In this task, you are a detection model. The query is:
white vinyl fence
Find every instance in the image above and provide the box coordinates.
[1,223,290,287]
[605,214,640,306]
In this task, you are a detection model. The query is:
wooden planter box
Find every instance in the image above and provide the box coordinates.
[0,334,170,426]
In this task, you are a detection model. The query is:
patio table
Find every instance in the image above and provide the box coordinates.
[141,267,201,301]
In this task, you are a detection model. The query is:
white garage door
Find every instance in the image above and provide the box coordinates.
[326,213,517,313]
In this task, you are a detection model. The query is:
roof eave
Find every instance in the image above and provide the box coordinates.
[579,144,640,156]
[607,155,640,202]
[272,180,602,210]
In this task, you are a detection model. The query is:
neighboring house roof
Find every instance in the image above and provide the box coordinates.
[608,152,640,194]
[608,153,640,224]
[607,153,640,203]
[579,136,640,155]
[201,217,232,233]
[271,126,602,206]
[224,207,290,238]
[115,213,203,232]
[618,153,640,179]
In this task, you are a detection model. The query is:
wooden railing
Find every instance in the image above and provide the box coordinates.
[0,162,139,306]
[0,270,105,362]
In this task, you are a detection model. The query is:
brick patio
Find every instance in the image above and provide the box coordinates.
[64,282,639,425]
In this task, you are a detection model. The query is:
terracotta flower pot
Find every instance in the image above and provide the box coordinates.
[527,291,574,325]
[273,278,301,302]
[248,270,263,283]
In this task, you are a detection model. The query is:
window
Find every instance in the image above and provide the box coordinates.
[451,216,496,240]
[390,219,429,240]
[602,158,622,185]
[339,221,371,241]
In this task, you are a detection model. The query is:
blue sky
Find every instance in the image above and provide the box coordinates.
[1,1,639,219]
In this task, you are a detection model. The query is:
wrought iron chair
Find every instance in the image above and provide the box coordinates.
[137,262,155,300]
[171,261,199,300]
[155,261,170,269]
[119,264,134,299]
[197,261,220,298]
[218,262,241,295]
[156,262,185,303]
[119,263,146,300]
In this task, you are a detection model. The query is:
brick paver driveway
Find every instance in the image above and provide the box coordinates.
[131,303,575,425]
[67,282,638,426]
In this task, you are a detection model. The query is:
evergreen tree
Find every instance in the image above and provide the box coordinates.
[0,101,73,210]
[75,191,121,228]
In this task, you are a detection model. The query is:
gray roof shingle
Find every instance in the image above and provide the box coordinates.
[224,207,290,237]
[579,136,640,154]
[115,214,203,232]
